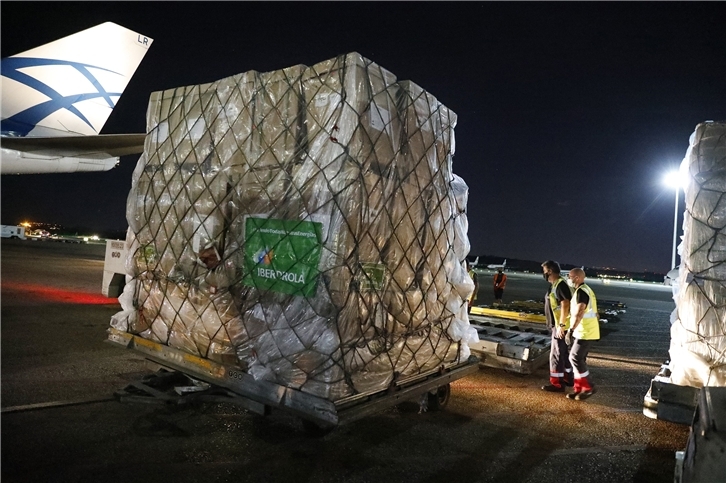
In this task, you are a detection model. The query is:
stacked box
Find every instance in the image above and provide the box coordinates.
[669,121,726,387]
[112,53,478,400]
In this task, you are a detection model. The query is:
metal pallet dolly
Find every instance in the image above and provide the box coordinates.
[467,315,552,374]
[107,328,480,433]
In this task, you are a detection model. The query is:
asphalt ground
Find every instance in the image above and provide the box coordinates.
[1,239,689,483]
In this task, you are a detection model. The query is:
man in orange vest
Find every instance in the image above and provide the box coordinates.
[493,268,507,303]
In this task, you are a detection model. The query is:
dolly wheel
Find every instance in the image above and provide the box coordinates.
[427,384,451,411]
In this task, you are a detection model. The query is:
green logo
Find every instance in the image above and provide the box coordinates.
[243,217,323,297]
[138,244,157,265]
[358,262,387,291]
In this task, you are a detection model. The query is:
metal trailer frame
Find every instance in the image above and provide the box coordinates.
[674,387,726,483]
[643,362,699,425]
[107,328,480,430]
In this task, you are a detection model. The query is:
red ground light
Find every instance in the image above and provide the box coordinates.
[2,282,118,305]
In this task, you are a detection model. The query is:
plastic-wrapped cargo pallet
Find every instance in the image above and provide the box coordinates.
[110,52,479,401]
[669,121,726,387]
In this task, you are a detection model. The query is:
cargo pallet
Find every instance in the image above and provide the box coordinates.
[467,314,551,374]
[107,328,479,433]
[474,298,625,325]
[599,299,627,313]
[470,306,546,324]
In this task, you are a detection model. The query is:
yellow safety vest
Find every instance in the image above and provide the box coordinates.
[548,277,571,329]
[570,283,600,340]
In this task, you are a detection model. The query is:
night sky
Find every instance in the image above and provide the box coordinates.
[2,2,724,272]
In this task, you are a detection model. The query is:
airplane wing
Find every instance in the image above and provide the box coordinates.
[0,133,145,159]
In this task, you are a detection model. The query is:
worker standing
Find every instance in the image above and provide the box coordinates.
[466,260,479,313]
[493,268,507,303]
[565,268,600,400]
[541,260,574,392]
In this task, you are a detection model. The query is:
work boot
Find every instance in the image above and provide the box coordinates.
[575,387,597,400]
[541,384,565,392]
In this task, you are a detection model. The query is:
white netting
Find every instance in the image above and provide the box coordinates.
[670,121,726,387]
[110,53,478,401]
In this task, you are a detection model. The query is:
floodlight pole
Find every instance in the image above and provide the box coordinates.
[672,186,679,269]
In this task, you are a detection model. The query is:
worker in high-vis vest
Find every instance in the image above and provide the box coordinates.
[565,267,600,400]
[541,260,574,392]
[466,259,479,313]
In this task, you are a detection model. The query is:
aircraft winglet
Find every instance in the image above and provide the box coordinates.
[1,22,153,138]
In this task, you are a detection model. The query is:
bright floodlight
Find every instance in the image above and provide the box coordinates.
[664,170,682,188]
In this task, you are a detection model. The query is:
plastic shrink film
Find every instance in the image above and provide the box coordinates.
[112,52,478,401]
[669,121,726,387]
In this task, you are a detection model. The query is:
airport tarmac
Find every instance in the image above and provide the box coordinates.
[1,239,689,483]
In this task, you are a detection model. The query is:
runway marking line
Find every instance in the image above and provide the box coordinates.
[2,396,116,413]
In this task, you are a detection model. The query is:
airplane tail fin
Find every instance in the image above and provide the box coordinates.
[503,259,507,267]
[1,22,153,138]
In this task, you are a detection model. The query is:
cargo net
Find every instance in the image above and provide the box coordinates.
[111,53,478,401]
[670,121,726,387]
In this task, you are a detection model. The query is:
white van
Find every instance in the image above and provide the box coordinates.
[1,225,27,240]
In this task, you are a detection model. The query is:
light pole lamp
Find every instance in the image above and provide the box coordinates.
[664,170,683,269]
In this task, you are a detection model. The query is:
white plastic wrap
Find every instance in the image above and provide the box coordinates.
[112,52,477,401]
[669,121,726,387]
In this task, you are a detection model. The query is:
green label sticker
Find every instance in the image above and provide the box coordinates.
[359,262,387,291]
[243,217,323,297]
[138,244,157,265]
